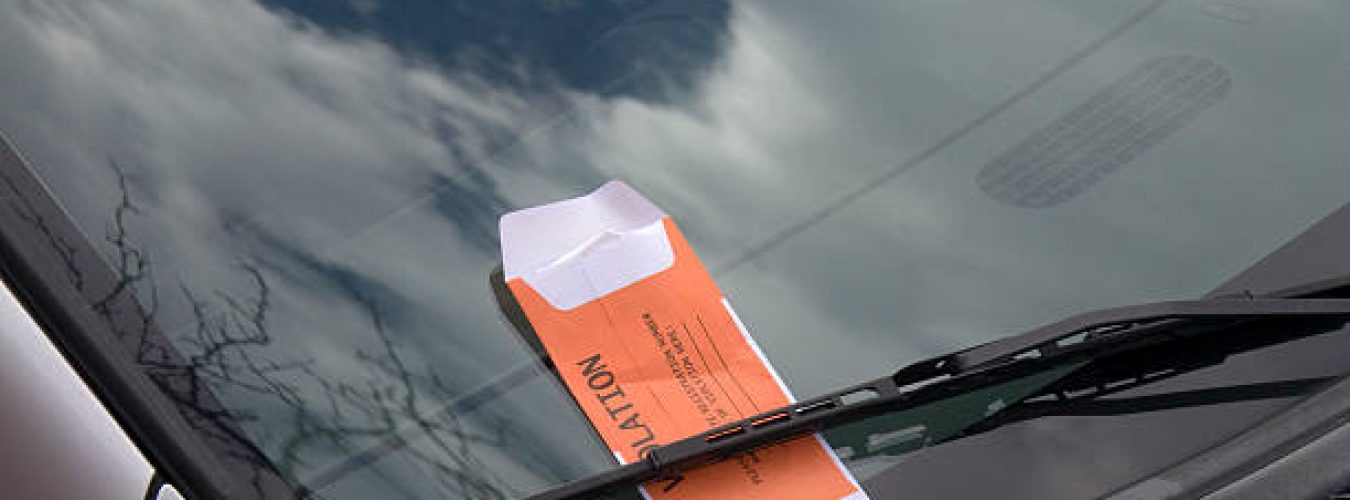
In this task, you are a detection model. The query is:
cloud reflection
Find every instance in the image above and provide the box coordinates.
[4,0,1350,497]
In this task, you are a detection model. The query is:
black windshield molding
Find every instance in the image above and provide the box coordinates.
[0,134,294,500]
[529,277,1350,499]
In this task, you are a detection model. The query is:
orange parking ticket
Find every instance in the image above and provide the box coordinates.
[500,181,865,499]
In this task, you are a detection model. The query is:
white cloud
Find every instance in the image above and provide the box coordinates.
[514,0,1350,394]
[1,0,600,494]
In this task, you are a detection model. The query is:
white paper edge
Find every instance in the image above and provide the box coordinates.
[500,181,674,310]
[727,298,869,499]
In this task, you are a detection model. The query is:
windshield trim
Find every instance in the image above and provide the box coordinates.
[0,134,292,500]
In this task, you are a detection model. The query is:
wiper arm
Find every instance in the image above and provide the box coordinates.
[530,276,1350,499]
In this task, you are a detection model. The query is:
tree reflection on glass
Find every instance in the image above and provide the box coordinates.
[19,160,547,499]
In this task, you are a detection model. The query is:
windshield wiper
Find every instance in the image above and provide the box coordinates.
[530,275,1350,499]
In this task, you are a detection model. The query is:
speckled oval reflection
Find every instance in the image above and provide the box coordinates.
[979,54,1232,208]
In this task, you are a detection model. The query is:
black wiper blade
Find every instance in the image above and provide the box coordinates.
[529,277,1350,499]
[951,296,1350,369]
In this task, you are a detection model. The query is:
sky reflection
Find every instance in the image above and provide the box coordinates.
[2,0,1350,497]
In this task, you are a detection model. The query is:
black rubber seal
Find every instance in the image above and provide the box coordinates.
[0,135,294,500]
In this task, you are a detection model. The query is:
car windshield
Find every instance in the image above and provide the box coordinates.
[3,0,1350,498]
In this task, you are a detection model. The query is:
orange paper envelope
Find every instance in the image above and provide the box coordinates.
[501,181,865,499]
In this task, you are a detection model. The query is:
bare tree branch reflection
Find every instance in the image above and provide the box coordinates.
[90,161,533,499]
[0,140,588,498]
[92,160,150,316]
[0,167,84,290]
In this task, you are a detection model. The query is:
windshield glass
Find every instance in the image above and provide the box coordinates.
[3,0,1349,497]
